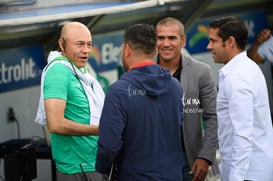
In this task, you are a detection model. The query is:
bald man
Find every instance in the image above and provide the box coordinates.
[43,22,105,181]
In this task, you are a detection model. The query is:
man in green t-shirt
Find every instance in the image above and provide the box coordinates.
[43,22,105,181]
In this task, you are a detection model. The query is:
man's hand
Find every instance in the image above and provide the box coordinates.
[255,29,271,45]
[190,158,209,181]
[247,29,272,63]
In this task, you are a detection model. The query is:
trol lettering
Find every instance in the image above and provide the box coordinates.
[0,58,37,84]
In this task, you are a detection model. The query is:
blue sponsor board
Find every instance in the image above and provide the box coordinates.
[89,32,123,73]
[185,11,269,54]
[0,45,45,93]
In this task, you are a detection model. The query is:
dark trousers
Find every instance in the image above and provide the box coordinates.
[182,148,195,181]
[57,169,107,181]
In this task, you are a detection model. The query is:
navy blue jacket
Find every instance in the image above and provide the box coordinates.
[96,64,183,181]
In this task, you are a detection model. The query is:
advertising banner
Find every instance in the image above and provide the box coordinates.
[185,11,269,54]
[0,45,45,93]
[89,31,124,91]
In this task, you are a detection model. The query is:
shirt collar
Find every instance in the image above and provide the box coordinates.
[129,61,155,71]
[219,51,246,77]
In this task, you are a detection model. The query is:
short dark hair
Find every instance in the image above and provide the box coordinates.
[209,16,248,50]
[124,23,156,54]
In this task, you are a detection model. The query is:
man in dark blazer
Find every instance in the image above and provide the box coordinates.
[156,17,218,181]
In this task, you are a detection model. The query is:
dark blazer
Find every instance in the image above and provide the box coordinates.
[180,53,218,167]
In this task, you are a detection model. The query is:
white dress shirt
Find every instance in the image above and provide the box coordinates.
[217,51,273,181]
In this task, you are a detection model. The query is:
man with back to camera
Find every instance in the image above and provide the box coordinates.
[96,23,184,181]
[207,16,273,181]
[156,17,218,181]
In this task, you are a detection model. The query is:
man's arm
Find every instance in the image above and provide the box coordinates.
[247,29,272,63]
[45,98,98,135]
[191,64,218,181]
[96,85,124,175]
[225,76,253,180]
[198,65,218,162]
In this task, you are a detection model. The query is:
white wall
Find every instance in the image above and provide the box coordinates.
[0,85,52,181]
[0,86,43,142]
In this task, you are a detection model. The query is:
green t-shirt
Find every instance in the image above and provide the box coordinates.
[44,62,98,174]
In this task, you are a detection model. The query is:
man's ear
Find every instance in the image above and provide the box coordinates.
[58,38,66,52]
[125,43,131,58]
[228,36,235,48]
[181,35,187,47]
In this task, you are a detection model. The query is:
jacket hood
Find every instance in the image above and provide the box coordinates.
[121,64,173,98]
